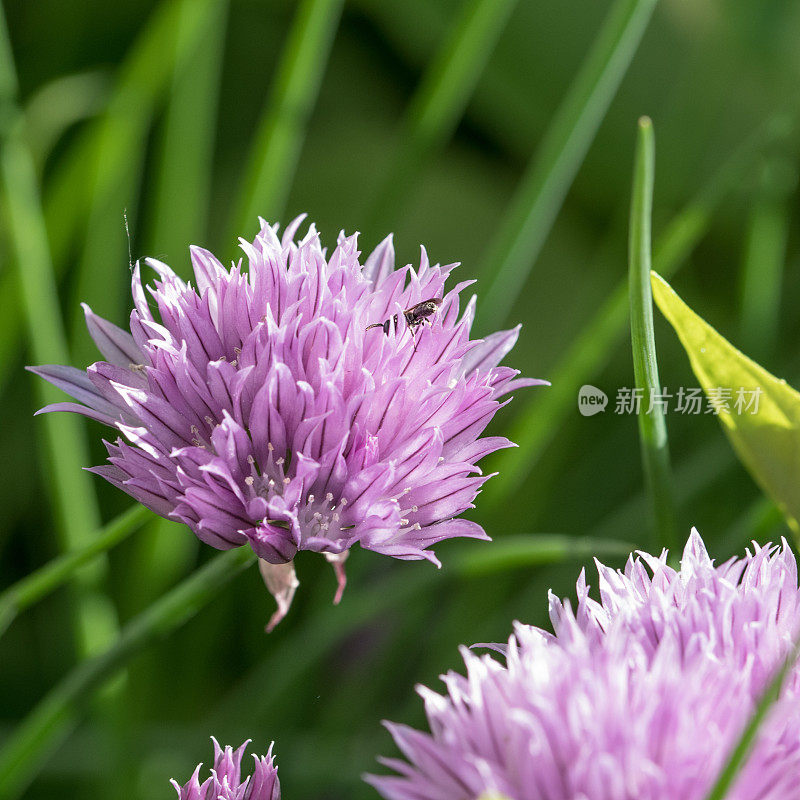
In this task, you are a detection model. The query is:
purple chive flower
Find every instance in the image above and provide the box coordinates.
[367,530,800,800]
[172,738,280,800]
[29,216,543,628]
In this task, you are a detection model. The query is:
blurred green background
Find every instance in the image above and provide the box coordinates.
[1,0,799,797]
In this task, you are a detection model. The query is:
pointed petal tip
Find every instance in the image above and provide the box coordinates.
[325,550,349,605]
[259,559,299,633]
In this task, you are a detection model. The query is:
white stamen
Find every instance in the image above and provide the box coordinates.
[245,476,254,486]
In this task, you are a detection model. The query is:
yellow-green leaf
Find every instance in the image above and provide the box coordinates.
[651,271,800,534]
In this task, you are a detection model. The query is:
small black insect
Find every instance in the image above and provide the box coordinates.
[366,298,442,336]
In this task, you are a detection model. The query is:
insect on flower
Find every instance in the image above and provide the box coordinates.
[366,298,442,337]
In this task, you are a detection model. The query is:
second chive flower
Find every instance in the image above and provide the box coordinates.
[172,738,279,800]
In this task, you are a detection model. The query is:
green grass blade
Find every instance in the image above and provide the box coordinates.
[703,635,800,800]
[0,271,22,390]
[628,117,675,551]
[231,0,344,236]
[477,0,659,327]
[120,517,199,617]
[23,71,111,169]
[209,533,630,732]
[0,11,117,656]
[47,0,182,269]
[128,0,229,621]
[0,506,151,636]
[480,119,790,514]
[0,547,255,800]
[148,0,228,258]
[0,128,95,391]
[739,155,796,361]
[446,534,634,577]
[364,0,517,232]
[591,436,730,543]
[0,0,214,387]
[68,0,227,356]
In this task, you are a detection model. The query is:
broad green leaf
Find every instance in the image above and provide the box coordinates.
[651,271,800,535]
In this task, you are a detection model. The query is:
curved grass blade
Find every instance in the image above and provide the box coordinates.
[628,117,675,551]
[23,71,111,169]
[0,506,151,637]
[0,11,118,656]
[0,71,110,382]
[0,547,255,800]
[477,0,659,328]
[231,0,344,237]
[480,118,791,514]
[364,0,517,233]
